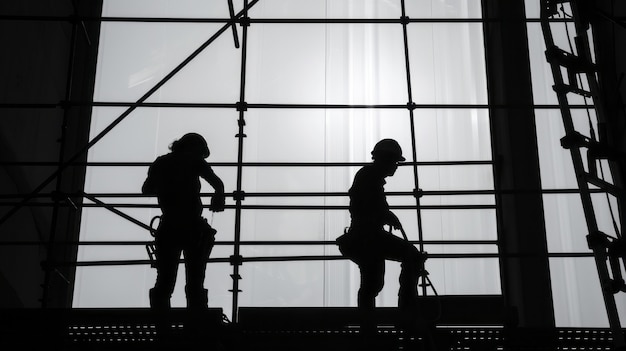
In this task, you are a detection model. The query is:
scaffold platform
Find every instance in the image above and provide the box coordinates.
[0,302,622,351]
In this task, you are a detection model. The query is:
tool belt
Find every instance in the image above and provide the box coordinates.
[336,227,374,265]
[153,215,216,246]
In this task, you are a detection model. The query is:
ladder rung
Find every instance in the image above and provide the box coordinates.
[546,46,595,73]
[545,0,572,17]
[585,174,624,197]
[553,84,593,98]
[560,131,590,149]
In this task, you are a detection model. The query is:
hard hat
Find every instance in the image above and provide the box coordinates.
[371,139,406,161]
[171,133,210,158]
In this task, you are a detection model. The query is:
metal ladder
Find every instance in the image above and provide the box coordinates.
[539,1,626,349]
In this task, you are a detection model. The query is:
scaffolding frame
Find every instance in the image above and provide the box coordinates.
[1,0,614,328]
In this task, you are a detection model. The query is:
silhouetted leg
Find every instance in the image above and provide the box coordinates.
[373,232,423,308]
[151,242,182,310]
[397,250,423,310]
[373,232,429,339]
[183,238,212,310]
[151,241,182,343]
[397,252,427,338]
[358,258,384,335]
[182,238,213,342]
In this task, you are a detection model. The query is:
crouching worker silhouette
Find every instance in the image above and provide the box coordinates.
[142,133,225,311]
[337,139,426,333]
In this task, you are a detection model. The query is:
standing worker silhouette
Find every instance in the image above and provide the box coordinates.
[142,133,225,310]
[337,139,426,331]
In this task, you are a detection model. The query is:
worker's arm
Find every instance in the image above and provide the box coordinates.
[200,162,225,212]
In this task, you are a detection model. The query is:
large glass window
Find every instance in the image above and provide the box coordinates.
[74,0,495,321]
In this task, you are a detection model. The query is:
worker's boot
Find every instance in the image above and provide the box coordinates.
[149,288,172,342]
[149,287,171,310]
[186,287,208,310]
[357,291,378,337]
[398,284,421,336]
[185,288,209,341]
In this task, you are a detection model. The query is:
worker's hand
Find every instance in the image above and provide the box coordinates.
[210,194,225,212]
[386,211,403,230]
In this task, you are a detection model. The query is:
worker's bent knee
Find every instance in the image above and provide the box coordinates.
[402,250,426,271]
[361,277,384,296]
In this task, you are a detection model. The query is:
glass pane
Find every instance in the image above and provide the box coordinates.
[535,109,579,189]
[326,0,400,18]
[591,193,623,238]
[95,22,240,103]
[326,24,408,104]
[420,195,495,206]
[78,207,154,243]
[73,266,155,307]
[246,24,328,104]
[248,0,327,18]
[103,0,483,19]
[406,0,483,18]
[243,109,415,162]
[425,258,501,295]
[242,110,327,162]
[88,107,240,164]
[238,261,326,307]
[240,244,327,260]
[407,24,487,105]
[543,193,622,253]
[248,0,483,19]
[244,168,329,194]
[414,109,492,161]
[103,0,236,18]
[524,0,539,19]
[73,263,234,314]
[543,194,589,253]
[420,209,497,241]
[84,167,149,194]
[417,165,494,191]
[240,210,327,241]
[527,23,557,105]
[246,23,408,105]
[550,258,626,327]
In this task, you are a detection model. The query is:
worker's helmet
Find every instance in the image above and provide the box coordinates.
[171,133,210,158]
[371,139,406,162]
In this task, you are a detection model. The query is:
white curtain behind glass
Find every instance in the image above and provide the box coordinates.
[74,0,494,319]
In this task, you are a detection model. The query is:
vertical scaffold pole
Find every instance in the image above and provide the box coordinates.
[231,0,250,323]
[399,0,427,296]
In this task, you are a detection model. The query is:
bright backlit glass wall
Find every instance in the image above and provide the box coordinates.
[75,0,496,321]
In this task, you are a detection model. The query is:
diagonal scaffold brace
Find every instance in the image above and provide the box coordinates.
[0,0,259,229]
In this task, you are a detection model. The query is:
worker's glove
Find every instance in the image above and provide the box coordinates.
[210,194,225,212]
